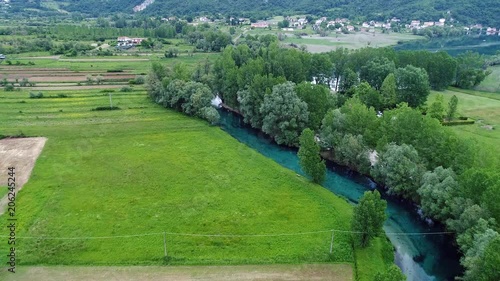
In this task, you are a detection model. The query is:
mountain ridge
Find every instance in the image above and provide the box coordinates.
[7,0,500,27]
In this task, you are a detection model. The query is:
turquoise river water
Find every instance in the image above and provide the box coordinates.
[219,110,462,281]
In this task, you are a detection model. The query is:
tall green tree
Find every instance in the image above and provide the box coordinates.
[418,166,458,221]
[298,128,326,184]
[446,95,458,121]
[372,143,425,201]
[428,94,445,120]
[355,82,382,111]
[380,73,397,109]
[238,74,286,129]
[335,134,371,174]
[319,109,346,149]
[260,82,309,146]
[359,57,396,90]
[463,229,500,281]
[395,65,430,108]
[296,82,333,131]
[455,51,491,89]
[352,190,387,247]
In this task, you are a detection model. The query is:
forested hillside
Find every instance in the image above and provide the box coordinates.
[7,0,500,27]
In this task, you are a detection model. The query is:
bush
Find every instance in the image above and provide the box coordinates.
[442,119,475,126]
[120,86,133,92]
[4,84,14,91]
[106,69,124,73]
[91,106,120,111]
[99,89,115,93]
[29,92,44,98]
[128,75,145,85]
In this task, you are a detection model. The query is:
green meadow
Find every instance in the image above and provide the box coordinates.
[428,87,500,166]
[0,88,358,266]
[475,65,500,93]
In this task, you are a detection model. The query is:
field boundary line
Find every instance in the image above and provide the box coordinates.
[0,229,454,240]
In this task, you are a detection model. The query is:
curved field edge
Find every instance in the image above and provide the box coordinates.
[0,90,358,266]
[0,264,353,281]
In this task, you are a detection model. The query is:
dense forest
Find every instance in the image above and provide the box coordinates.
[146,34,498,280]
[7,0,500,27]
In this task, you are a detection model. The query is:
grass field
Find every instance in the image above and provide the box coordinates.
[284,32,421,52]
[428,88,500,166]
[0,186,7,199]
[475,65,500,93]
[2,52,217,73]
[0,88,357,267]
[244,28,421,52]
[355,237,393,281]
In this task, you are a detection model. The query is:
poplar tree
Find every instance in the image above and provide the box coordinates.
[298,128,326,184]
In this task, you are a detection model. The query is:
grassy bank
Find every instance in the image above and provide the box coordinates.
[0,89,357,266]
[428,88,500,166]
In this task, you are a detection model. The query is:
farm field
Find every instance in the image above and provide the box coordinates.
[245,28,421,52]
[475,65,500,93]
[286,32,421,52]
[0,264,353,281]
[428,87,500,166]
[0,88,358,267]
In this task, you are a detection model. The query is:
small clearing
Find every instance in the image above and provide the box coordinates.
[0,137,47,215]
[0,264,353,281]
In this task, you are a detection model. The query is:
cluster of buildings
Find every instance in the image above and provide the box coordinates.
[485,27,498,35]
[116,37,145,49]
[407,18,447,30]
[465,25,499,36]
[133,0,155,13]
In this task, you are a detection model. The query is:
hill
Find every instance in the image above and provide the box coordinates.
[6,0,500,27]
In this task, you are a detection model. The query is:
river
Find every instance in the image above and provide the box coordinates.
[218,109,462,281]
[393,35,500,56]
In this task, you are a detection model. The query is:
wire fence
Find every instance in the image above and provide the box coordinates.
[0,228,454,265]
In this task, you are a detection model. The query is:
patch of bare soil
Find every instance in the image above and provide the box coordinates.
[1,264,353,281]
[0,137,47,215]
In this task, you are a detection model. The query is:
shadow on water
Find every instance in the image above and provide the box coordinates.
[219,109,463,281]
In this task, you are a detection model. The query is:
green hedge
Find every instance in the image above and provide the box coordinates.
[442,119,475,126]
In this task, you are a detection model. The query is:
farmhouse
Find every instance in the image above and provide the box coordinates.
[486,27,498,35]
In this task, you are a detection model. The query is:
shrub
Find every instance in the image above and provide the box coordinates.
[4,84,14,91]
[442,119,475,126]
[120,86,133,92]
[99,89,115,93]
[29,92,44,99]
[106,69,124,73]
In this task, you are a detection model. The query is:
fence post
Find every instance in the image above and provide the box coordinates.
[329,231,335,254]
[163,232,168,258]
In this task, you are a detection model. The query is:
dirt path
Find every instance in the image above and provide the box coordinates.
[0,137,47,215]
[0,264,352,281]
